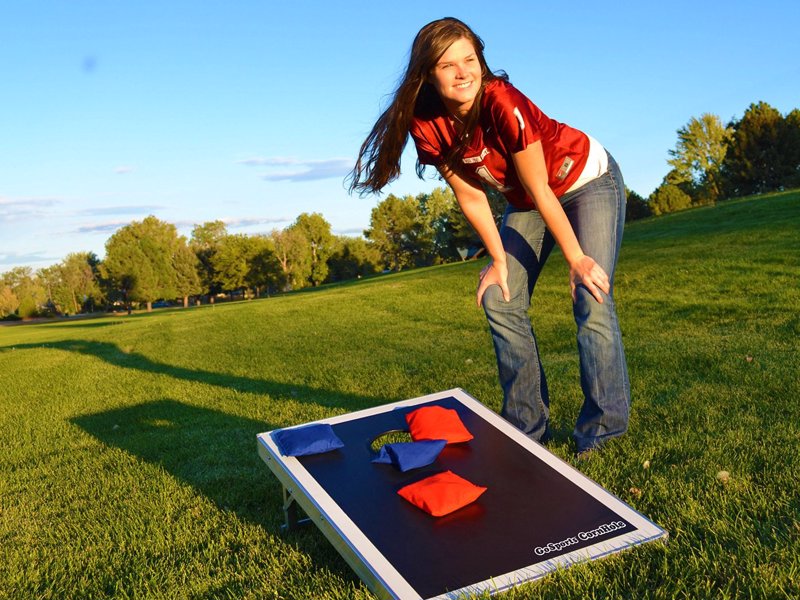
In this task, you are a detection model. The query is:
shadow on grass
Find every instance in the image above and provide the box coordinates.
[71,399,277,525]
[1,339,378,410]
[44,320,129,329]
[9,338,382,578]
[70,399,364,582]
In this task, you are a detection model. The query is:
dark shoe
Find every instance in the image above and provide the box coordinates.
[538,425,552,446]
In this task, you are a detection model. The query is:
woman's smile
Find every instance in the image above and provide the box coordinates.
[428,37,482,116]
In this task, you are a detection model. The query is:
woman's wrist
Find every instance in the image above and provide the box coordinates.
[567,252,586,267]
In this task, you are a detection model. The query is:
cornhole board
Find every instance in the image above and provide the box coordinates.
[256,388,667,599]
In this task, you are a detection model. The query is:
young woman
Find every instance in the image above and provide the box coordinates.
[350,17,630,455]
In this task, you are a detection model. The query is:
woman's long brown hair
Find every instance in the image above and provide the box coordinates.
[348,17,506,196]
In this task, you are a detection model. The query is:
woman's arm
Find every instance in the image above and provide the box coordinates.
[512,141,610,304]
[440,165,511,306]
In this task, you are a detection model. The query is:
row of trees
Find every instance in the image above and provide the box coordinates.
[0,187,502,318]
[3,100,796,319]
[630,101,800,217]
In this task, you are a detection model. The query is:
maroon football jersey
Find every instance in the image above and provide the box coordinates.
[411,80,590,209]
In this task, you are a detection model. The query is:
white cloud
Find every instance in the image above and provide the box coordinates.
[0,251,59,267]
[223,216,292,228]
[237,157,298,167]
[237,157,352,182]
[73,221,131,234]
[67,207,165,234]
[0,197,62,223]
[169,216,292,231]
[75,205,162,217]
[1,197,161,224]
[71,216,294,236]
[114,166,135,174]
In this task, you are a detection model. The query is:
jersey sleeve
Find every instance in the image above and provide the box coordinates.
[410,119,445,167]
[486,83,542,153]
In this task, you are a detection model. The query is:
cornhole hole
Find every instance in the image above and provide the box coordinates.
[256,389,667,599]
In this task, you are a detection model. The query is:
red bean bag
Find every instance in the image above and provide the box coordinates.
[398,470,487,517]
[405,406,473,444]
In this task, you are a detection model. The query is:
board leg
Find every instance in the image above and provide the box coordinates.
[281,485,311,532]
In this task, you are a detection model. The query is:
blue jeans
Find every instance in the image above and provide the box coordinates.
[482,153,630,452]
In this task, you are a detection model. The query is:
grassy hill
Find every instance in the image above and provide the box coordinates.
[1,190,798,599]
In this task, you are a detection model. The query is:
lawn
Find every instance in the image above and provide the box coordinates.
[1,190,798,599]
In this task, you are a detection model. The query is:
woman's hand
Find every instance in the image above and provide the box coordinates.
[511,143,611,305]
[477,260,510,307]
[437,166,510,309]
[569,255,610,304]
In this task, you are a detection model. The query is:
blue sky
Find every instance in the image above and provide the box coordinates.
[2,1,798,271]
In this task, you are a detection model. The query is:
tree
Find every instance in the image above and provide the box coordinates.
[625,188,651,222]
[448,185,505,258]
[190,220,228,299]
[247,235,285,296]
[0,285,19,318]
[668,113,732,203]
[208,233,282,299]
[1,267,46,318]
[271,227,312,291]
[648,183,692,216]
[37,265,62,314]
[416,187,460,264]
[365,186,505,269]
[783,109,800,189]
[102,216,181,312]
[211,234,254,297]
[662,167,698,199]
[38,252,102,315]
[173,240,202,307]
[721,102,800,196]
[290,213,334,286]
[326,236,381,282]
[364,194,424,271]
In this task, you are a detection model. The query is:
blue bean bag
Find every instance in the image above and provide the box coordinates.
[372,439,447,472]
[271,423,344,457]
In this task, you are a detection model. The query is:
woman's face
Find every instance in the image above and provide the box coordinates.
[427,37,482,117]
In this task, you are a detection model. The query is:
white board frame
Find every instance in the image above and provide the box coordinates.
[257,388,667,600]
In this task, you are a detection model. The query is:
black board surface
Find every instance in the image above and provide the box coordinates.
[298,396,634,598]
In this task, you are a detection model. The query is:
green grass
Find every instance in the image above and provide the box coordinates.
[1,191,799,599]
